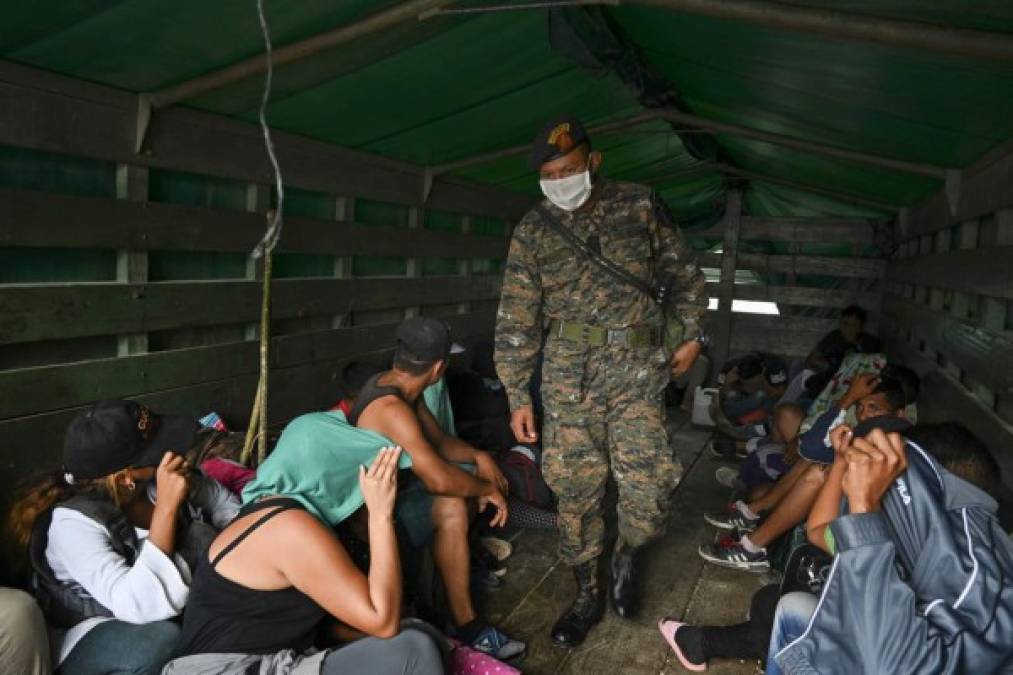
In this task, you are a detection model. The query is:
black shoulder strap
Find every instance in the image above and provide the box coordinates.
[535,205,664,306]
[210,498,304,568]
[348,373,408,427]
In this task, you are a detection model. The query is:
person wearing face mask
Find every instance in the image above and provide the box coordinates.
[8,399,239,674]
[494,116,708,647]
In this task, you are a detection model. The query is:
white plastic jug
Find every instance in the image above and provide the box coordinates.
[692,386,718,427]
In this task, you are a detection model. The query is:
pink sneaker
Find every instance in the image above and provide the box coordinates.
[658,618,707,672]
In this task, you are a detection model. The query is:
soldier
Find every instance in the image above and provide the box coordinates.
[495,117,709,647]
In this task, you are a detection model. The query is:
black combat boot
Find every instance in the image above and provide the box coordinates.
[550,561,604,648]
[610,541,640,618]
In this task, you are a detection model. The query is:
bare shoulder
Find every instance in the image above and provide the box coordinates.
[361,394,416,428]
[208,504,326,567]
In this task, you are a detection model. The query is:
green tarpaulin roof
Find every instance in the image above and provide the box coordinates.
[2,1,1012,225]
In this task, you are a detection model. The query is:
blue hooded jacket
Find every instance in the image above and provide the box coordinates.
[776,440,1013,674]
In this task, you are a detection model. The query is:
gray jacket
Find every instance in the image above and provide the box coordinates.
[777,440,1013,674]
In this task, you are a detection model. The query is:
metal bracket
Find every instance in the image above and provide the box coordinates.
[134,93,153,154]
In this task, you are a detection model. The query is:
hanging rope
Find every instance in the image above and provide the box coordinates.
[241,0,284,467]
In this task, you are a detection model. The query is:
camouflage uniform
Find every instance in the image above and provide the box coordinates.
[495,179,708,565]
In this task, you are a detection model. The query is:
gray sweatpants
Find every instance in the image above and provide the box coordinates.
[162,627,444,675]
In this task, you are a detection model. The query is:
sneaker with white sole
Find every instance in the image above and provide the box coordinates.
[698,537,770,571]
[703,500,759,532]
[468,625,527,662]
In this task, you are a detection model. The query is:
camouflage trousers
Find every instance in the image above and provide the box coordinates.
[540,338,682,565]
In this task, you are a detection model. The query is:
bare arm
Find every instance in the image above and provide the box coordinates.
[363,398,491,498]
[806,425,852,551]
[807,458,847,551]
[418,399,511,497]
[417,400,477,464]
[147,452,190,556]
[279,449,403,638]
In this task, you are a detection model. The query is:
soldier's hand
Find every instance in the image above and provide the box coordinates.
[510,405,538,443]
[670,340,702,378]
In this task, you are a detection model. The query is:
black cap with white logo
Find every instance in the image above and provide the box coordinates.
[63,400,198,481]
[395,317,465,364]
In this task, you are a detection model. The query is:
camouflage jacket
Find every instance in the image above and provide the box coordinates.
[494,179,708,409]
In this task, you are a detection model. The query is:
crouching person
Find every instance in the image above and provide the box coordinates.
[8,399,239,674]
[165,447,444,675]
[772,423,1013,674]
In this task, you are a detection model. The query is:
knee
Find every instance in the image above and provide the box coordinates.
[800,463,827,488]
[775,592,818,626]
[0,588,41,628]
[431,496,468,532]
[394,628,443,675]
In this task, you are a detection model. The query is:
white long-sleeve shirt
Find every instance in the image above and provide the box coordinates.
[46,473,239,664]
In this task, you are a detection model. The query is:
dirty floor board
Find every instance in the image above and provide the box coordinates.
[482,413,766,674]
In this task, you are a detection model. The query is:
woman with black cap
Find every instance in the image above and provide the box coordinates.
[8,399,239,675]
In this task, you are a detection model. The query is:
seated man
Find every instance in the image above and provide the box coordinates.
[711,354,789,453]
[700,372,913,570]
[350,317,524,660]
[802,304,882,400]
[715,402,806,495]
[769,423,1013,675]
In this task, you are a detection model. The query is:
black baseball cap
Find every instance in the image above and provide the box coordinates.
[528,116,590,169]
[63,400,198,481]
[853,415,913,439]
[395,317,465,364]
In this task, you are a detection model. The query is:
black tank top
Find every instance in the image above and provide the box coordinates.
[347,373,410,427]
[174,498,326,657]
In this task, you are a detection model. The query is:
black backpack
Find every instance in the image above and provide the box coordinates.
[496,446,554,510]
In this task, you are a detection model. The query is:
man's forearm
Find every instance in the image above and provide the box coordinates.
[420,461,492,498]
[807,459,846,549]
[438,435,481,464]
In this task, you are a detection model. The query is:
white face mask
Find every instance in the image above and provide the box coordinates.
[539,167,593,211]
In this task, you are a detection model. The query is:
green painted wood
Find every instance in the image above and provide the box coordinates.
[0,62,532,220]
[728,313,836,357]
[705,282,881,310]
[0,311,495,419]
[883,293,1013,395]
[0,276,502,345]
[700,251,887,279]
[889,246,1013,300]
[0,187,510,259]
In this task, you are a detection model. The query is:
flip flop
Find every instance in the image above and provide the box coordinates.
[658,618,707,672]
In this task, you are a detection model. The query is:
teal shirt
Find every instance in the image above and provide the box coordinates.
[423,378,456,436]
[242,410,413,526]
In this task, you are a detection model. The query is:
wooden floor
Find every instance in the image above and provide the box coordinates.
[480,412,770,675]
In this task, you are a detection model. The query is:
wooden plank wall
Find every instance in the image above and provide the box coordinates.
[697,194,889,365]
[881,147,1013,479]
[0,63,529,489]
